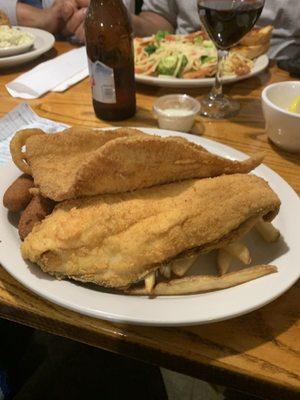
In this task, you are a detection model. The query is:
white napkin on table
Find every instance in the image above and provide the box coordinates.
[6,47,89,99]
[0,103,69,165]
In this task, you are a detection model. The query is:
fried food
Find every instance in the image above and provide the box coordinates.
[3,174,34,212]
[144,272,156,293]
[231,42,270,60]
[11,127,264,201]
[255,218,280,242]
[231,25,273,60]
[240,25,273,46]
[170,254,199,277]
[10,127,141,176]
[217,249,232,276]
[128,265,277,296]
[0,11,11,27]
[21,174,280,291]
[223,242,251,265]
[18,195,56,240]
[159,264,171,278]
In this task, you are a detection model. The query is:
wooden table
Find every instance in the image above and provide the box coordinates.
[0,42,299,400]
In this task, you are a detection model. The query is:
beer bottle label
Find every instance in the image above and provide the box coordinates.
[88,59,116,104]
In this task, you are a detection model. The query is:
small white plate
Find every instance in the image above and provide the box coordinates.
[136,55,269,87]
[0,129,299,326]
[0,27,54,69]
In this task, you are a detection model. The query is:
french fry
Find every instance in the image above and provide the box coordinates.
[159,264,171,279]
[255,219,280,242]
[128,265,277,296]
[224,242,251,265]
[144,271,156,293]
[171,254,198,277]
[217,249,232,275]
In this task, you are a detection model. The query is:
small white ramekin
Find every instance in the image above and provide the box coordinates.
[153,94,200,132]
[262,81,300,152]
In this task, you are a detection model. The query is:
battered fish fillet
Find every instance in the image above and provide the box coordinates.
[21,174,280,289]
[11,127,263,201]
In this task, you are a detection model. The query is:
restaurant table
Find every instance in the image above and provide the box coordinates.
[0,42,299,400]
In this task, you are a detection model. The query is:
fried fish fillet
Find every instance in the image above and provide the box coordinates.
[11,127,263,201]
[21,174,280,289]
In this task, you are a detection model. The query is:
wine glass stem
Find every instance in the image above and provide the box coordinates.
[212,48,227,97]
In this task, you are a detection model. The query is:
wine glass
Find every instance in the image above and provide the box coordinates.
[198,0,265,119]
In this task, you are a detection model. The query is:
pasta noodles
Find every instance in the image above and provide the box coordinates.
[134,31,254,80]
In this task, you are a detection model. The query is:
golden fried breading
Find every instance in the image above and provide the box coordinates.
[231,26,273,60]
[240,25,273,46]
[18,195,56,240]
[128,265,277,296]
[231,42,270,60]
[0,11,11,27]
[10,127,143,176]
[21,174,280,289]
[11,127,263,201]
[3,174,34,212]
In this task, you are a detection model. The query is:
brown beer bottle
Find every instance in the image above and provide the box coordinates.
[84,0,136,121]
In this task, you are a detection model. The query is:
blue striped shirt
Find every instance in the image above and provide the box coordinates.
[19,0,42,7]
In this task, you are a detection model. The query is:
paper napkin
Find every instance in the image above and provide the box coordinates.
[6,47,89,99]
[0,103,69,164]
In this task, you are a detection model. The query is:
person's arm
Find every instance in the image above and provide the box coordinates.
[132,0,177,36]
[16,1,64,33]
[60,0,175,43]
[131,11,174,36]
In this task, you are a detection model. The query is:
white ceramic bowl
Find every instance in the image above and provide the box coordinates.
[262,81,300,152]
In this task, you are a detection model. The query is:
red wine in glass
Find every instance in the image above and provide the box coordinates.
[198,0,265,118]
[198,0,264,49]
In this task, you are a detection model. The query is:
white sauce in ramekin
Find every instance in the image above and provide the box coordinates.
[157,108,196,131]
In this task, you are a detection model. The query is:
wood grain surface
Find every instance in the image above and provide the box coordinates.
[0,41,299,400]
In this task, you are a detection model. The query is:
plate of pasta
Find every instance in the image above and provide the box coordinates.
[134,28,271,88]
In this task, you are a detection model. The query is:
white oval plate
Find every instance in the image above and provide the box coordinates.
[0,27,54,69]
[135,55,269,88]
[0,128,299,326]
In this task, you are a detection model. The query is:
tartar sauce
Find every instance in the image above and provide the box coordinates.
[153,94,200,132]
[157,108,196,132]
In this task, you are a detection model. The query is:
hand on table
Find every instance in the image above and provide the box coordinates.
[19,0,89,41]
[61,0,89,43]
